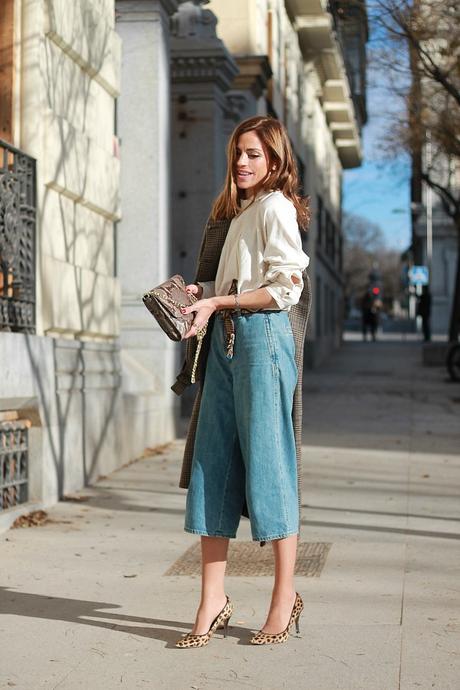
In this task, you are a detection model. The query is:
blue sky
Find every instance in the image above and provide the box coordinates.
[342,22,412,252]
[343,147,411,251]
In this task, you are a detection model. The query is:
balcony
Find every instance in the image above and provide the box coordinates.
[286,0,367,168]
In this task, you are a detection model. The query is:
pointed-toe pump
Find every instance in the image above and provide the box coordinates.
[250,592,304,645]
[176,596,233,649]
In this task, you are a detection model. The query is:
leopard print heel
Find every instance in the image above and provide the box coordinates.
[175,597,233,648]
[250,592,304,645]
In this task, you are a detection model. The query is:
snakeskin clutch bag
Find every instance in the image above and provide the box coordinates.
[142,274,197,342]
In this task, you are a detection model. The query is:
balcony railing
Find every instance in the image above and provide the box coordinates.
[328,0,368,128]
[0,139,36,333]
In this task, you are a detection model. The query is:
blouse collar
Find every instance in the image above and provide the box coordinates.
[238,189,276,210]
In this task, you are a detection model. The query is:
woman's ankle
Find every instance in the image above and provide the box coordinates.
[270,587,296,604]
[200,591,226,606]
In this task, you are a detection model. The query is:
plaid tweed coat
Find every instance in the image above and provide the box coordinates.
[172,217,312,527]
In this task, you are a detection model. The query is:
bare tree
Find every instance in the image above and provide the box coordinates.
[368,0,460,340]
[343,212,402,311]
[376,247,404,304]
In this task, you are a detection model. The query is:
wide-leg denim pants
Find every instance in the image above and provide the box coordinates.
[184,311,299,542]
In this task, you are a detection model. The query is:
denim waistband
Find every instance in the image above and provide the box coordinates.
[217,308,283,359]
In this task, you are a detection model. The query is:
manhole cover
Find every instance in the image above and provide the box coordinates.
[165,541,331,577]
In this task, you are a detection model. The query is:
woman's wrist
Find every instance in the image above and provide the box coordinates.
[210,295,233,311]
[210,289,277,312]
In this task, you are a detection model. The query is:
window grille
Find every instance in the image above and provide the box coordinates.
[0,139,36,333]
[0,421,29,511]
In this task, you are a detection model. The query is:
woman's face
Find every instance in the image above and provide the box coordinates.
[233,130,269,197]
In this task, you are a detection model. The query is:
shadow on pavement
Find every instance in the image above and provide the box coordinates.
[301,517,460,540]
[0,587,255,648]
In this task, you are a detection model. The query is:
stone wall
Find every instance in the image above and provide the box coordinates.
[1,0,149,528]
[21,0,121,339]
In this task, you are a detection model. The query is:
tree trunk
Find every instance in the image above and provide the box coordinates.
[448,221,460,342]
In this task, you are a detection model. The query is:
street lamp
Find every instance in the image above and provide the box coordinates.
[425,130,433,275]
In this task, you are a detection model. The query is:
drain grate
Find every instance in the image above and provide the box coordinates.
[165,541,331,577]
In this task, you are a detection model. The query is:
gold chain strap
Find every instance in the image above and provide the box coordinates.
[153,289,207,384]
[152,290,197,311]
[190,325,206,384]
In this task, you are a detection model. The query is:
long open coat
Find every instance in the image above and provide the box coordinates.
[171,217,312,527]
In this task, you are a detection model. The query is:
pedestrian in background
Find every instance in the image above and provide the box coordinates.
[174,116,310,648]
[417,285,432,342]
[361,289,380,341]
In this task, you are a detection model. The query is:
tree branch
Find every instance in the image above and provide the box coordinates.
[421,172,460,224]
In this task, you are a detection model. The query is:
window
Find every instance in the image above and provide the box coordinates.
[316,276,322,337]
[317,196,323,248]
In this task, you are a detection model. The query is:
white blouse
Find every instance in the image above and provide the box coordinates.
[198,190,309,310]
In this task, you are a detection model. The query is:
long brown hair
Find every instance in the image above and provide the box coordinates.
[210,116,310,230]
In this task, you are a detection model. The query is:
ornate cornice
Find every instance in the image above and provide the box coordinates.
[170,1,238,91]
[232,55,272,98]
[171,51,238,91]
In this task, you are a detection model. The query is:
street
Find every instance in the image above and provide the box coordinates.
[1,337,459,690]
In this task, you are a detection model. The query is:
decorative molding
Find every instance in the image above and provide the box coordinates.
[170,0,238,90]
[232,55,272,98]
[171,0,215,39]
[171,53,238,90]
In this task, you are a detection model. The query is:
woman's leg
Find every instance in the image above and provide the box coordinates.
[191,536,230,635]
[261,534,298,633]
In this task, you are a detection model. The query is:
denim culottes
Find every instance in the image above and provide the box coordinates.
[184,310,299,542]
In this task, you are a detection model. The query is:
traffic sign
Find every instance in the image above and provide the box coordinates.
[408,265,429,286]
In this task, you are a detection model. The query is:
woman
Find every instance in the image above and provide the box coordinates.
[175,116,310,648]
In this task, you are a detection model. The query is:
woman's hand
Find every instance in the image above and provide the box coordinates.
[181,297,217,339]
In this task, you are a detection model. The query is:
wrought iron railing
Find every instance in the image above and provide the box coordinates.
[0,139,36,333]
[328,0,368,129]
[0,421,29,511]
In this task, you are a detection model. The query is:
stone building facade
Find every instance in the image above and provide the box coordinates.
[170,0,367,366]
[0,0,367,526]
[0,0,175,529]
[410,128,458,338]
[411,180,458,336]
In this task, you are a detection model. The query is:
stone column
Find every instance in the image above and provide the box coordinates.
[170,0,238,283]
[116,0,179,458]
[222,55,272,140]
[169,1,238,415]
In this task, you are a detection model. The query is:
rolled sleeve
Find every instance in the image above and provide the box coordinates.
[262,201,310,308]
[197,280,216,299]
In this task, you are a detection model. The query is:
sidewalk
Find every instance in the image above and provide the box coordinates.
[1,337,459,690]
